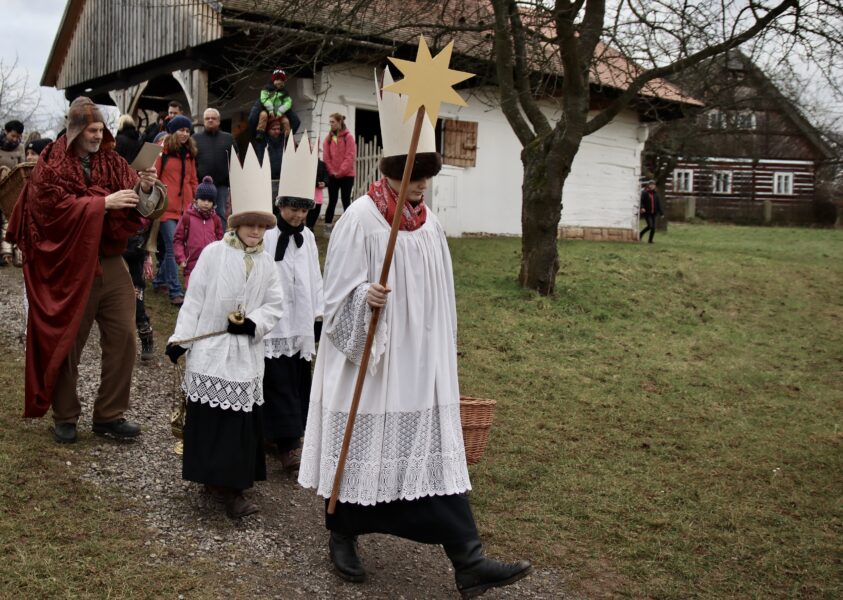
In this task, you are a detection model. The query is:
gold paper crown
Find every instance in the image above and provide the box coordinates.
[376,68,437,158]
[229,143,274,226]
[278,131,318,200]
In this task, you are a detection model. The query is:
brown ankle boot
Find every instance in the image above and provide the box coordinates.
[225,491,259,519]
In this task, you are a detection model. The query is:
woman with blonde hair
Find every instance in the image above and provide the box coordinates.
[115,114,143,163]
[152,115,198,305]
[321,113,356,231]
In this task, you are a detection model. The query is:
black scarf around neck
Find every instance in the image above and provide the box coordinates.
[275,218,304,262]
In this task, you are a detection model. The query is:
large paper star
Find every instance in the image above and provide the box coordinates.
[385,36,475,126]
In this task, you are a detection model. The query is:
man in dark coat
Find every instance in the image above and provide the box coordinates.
[5,97,165,443]
[639,180,664,243]
[193,107,238,229]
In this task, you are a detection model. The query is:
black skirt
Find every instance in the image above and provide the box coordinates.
[182,400,266,490]
[326,494,479,545]
[262,354,311,445]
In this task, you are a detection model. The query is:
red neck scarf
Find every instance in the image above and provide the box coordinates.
[368,177,427,231]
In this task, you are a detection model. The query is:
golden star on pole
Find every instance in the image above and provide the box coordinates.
[384,36,475,126]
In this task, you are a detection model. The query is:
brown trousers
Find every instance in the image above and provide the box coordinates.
[52,255,137,424]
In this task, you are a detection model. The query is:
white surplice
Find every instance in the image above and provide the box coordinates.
[169,240,285,412]
[298,195,471,505]
[262,226,325,361]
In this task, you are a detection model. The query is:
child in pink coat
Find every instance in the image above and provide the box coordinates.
[174,176,225,288]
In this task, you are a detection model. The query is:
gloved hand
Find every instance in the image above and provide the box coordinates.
[227,318,256,337]
[314,319,323,343]
[165,343,187,364]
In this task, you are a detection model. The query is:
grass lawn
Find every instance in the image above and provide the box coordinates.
[1,223,840,598]
[453,224,842,599]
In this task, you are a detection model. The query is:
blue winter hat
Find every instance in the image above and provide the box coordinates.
[195,176,217,200]
[165,115,193,134]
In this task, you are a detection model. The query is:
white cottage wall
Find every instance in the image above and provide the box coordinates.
[311,64,643,238]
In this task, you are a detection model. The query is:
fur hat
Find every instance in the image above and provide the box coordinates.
[165,115,193,134]
[379,152,442,181]
[277,196,315,210]
[195,176,217,200]
[65,97,114,149]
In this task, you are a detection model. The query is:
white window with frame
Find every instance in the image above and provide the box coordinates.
[712,171,732,194]
[705,110,725,129]
[673,169,694,192]
[735,110,757,130]
[774,172,794,195]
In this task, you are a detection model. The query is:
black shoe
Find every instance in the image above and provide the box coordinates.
[52,422,77,444]
[444,540,532,599]
[92,418,141,440]
[329,532,366,582]
[139,326,154,361]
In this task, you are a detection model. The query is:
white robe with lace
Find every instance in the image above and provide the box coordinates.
[262,226,324,361]
[169,240,285,412]
[298,195,471,505]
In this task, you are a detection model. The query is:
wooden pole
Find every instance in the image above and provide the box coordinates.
[327,106,427,514]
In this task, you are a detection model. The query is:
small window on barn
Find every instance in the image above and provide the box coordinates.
[705,110,726,129]
[712,171,732,194]
[735,110,757,130]
[774,172,794,195]
[442,119,478,167]
[673,169,694,192]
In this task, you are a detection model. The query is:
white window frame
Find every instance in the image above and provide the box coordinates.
[712,171,733,194]
[706,110,725,129]
[673,169,694,192]
[735,110,757,130]
[774,172,794,195]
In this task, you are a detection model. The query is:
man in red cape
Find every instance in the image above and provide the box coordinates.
[6,97,165,443]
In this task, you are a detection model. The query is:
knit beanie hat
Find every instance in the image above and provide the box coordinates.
[271,68,287,82]
[166,115,193,134]
[195,175,217,200]
[65,96,114,149]
[26,138,53,156]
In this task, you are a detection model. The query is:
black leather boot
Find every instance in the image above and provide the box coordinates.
[138,325,154,361]
[444,540,532,598]
[328,531,366,582]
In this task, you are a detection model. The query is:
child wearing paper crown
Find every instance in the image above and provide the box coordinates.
[173,176,225,289]
[261,133,324,472]
[165,145,284,519]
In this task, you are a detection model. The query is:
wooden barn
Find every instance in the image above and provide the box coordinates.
[42,0,699,238]
[649,51,836,226]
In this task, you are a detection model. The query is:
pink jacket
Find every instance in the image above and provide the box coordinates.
[323,128,356,178]
[173,205,224,274]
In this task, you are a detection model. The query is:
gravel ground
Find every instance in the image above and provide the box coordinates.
[0,266,578,599]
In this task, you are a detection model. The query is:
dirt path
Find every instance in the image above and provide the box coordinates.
[0,266,578,599]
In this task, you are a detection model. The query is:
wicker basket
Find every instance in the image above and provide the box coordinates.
[0,162,34,219]
[460,396,496,465]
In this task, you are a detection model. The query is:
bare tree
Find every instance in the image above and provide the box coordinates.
[230,0,841,294]
[0,57,43,131]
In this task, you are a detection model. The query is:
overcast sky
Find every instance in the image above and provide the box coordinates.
[3,0,840,133]
[0,0,68,129]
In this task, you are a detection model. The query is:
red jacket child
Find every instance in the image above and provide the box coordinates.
[173,176,224,287]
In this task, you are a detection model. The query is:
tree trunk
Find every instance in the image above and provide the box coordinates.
[518,140,566,295]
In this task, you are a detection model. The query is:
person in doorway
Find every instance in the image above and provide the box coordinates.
[321,113,356,233]
[639,180,664,243]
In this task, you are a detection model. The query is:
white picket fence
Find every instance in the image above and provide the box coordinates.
[354,136,382,199]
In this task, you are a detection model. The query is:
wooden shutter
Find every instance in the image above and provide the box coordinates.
[442,119,478,168]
